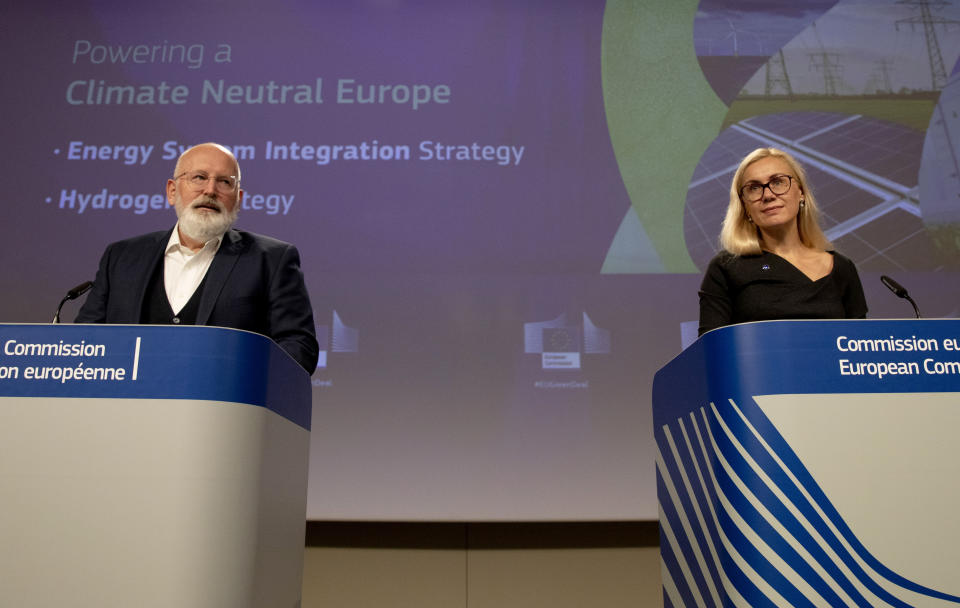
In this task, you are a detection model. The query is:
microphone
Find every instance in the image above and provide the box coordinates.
[53,280,93,323]
[880,275,920,319]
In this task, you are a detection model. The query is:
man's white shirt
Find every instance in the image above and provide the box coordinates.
[163,224,223,314]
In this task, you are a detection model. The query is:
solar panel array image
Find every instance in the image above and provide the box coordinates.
[683,111,942,272]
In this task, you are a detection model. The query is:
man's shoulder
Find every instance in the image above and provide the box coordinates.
[103,229,171,253]
[226,228,296,253]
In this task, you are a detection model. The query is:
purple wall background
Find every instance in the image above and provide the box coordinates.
[3,0,958,520]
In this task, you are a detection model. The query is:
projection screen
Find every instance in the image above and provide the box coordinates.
[2,0,959,520]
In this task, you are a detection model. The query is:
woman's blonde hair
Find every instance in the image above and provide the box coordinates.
[719,147,831,255]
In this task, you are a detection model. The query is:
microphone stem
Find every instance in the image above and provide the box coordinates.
[906,296,920,319]
[53,295,70,324]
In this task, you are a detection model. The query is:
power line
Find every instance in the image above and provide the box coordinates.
[807,21,844,96]
[765,49,794,97]
[895,0,959,90]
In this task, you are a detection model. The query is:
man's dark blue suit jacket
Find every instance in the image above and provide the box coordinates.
[75,227,319,373]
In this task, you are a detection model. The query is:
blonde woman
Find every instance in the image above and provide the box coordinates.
[698,148,867,336]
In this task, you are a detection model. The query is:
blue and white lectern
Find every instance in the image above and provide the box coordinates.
[0,324,312,608]
[653,319,960,607]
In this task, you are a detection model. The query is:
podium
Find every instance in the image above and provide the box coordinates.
[0,324,312,608]
[653,320,960,608]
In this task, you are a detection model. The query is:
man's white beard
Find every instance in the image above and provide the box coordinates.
[175,194,238,244]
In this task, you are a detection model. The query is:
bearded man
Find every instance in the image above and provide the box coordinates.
[75,143,319,373]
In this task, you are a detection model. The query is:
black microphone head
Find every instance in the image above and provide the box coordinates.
[66,280,94,300]
[880,275,908,298]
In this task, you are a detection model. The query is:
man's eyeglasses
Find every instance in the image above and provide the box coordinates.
[175,171,239,193]
[739,174,793,202]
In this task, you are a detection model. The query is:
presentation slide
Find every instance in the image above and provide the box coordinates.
[2,0,958,520]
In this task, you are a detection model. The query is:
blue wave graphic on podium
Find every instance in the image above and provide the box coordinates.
[655,396,960,607]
